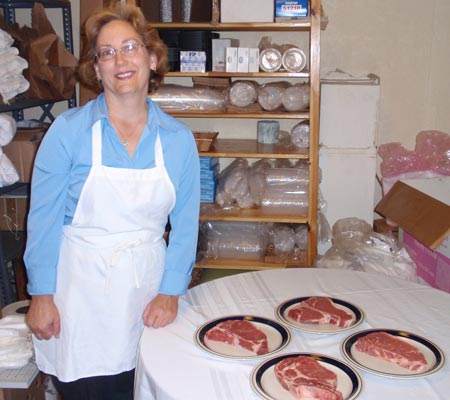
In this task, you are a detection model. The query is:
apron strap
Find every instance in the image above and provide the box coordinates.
[92,120,102,166]
[154,132,164,167]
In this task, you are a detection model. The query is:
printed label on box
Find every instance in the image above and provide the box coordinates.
[226,47,238,72]
[275,0,309,17]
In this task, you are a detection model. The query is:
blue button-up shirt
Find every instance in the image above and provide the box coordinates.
[25,93,200,296]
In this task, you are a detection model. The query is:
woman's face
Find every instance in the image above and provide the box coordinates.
[94,20,156,99]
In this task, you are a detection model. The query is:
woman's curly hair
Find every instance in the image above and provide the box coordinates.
[78,3,168,94]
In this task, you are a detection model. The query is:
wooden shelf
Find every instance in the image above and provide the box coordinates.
[199,139,309,159]
[195,257,308,270]
[168,110,310,119]
[151,20,312,32]
[200,203,308,223]
[166,71,310,78]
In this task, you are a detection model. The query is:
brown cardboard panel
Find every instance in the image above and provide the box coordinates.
[3,129,45,183]
[375,181,450,249]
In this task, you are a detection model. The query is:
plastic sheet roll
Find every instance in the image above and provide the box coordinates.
[290,121,310,148]
[272,225,296,254]
[149,84,227,112]
[258,82,290,111]
[207,234,264,260]
[265,168,309,186]
[261,187,309,215]
[259,48,282,72]
[281,84,310,112]
[282,47,307,73]
[229,81,259,107]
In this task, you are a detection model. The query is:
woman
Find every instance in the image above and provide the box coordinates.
[24,3,200,399]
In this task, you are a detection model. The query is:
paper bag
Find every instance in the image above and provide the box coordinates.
[3,3,78,100]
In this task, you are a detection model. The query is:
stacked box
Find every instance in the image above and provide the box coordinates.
[200,157,219,202]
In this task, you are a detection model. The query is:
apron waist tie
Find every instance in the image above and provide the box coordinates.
[106,239,144,295]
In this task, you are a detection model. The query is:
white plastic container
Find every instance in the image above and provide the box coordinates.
[319,147,377,228]
[320,72,381,149]
[221,0,274,22]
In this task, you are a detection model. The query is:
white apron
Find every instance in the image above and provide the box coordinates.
[33,120,176,382]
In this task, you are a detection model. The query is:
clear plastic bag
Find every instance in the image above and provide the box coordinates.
[229,80,259,107]
[315,217,418,282]
[281,83,310,112]
[150,84,227,112]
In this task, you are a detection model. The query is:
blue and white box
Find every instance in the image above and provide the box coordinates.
[275,0,309,18]
[199,157,219,170]
[180,51,207,72]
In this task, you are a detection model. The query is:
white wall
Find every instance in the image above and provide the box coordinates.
[321,0,450,148]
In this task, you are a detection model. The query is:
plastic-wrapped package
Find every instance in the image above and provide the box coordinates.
[248,170,266,206]
[274,158,293,168]
[290,120,309,148]
[229,80,259,107]
[215,158,254,208]
[201,221,266,261]
[281,83,310,112]
[281,46,307,73]
[258,36,283,72]
[265,167,309,186]
[259,48,282,72]
[258,82,290,111]
[149,84,227,112]
[315,217,418,282]
[271,224,296,255]
[378,130,450,178]
[0,315,34,369]
[294,224,308,250]
[207,234,264,260]
[261,184,309,215]
[251,158,273,174]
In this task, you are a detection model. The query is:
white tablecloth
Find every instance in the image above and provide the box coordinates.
[135,268,450,400]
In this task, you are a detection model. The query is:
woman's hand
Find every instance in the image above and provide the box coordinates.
[142,294,179,328]
[26,295,61,340]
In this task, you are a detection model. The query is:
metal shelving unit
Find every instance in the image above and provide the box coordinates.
[0,0,76,121]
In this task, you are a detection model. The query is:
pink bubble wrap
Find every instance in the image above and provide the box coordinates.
[378,130,450,178]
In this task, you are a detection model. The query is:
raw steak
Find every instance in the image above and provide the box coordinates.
[288,297,355,328]
[354,331,428,372]
[274,356,343,400]
[204,319,269,355]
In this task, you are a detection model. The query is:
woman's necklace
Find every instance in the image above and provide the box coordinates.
[111,119,144,147]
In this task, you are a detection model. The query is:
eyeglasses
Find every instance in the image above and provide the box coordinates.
[95,43,146,61]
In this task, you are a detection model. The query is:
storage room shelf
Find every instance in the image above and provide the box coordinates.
[166,71,310,78]
[196,257,308,270]
[199,139,309,159]
[200,203,308,223]
[152,20,312,31]
[168,111,310,119]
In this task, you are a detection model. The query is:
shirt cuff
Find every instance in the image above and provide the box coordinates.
[158,269,192,296]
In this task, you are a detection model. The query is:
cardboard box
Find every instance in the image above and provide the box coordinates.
[0,197,29,232]
[225,47,238,72]
[375,178,450,292]
[237,47,249,73]
[212,39,239,72]
[3,129,45,183]
[248,48,260,72]
[221,0,274,23]
[275,0,309,18]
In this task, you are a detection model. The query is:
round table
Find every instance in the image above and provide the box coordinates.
[135,268,450,399]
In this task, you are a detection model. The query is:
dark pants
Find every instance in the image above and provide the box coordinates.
[52,369,135,400]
